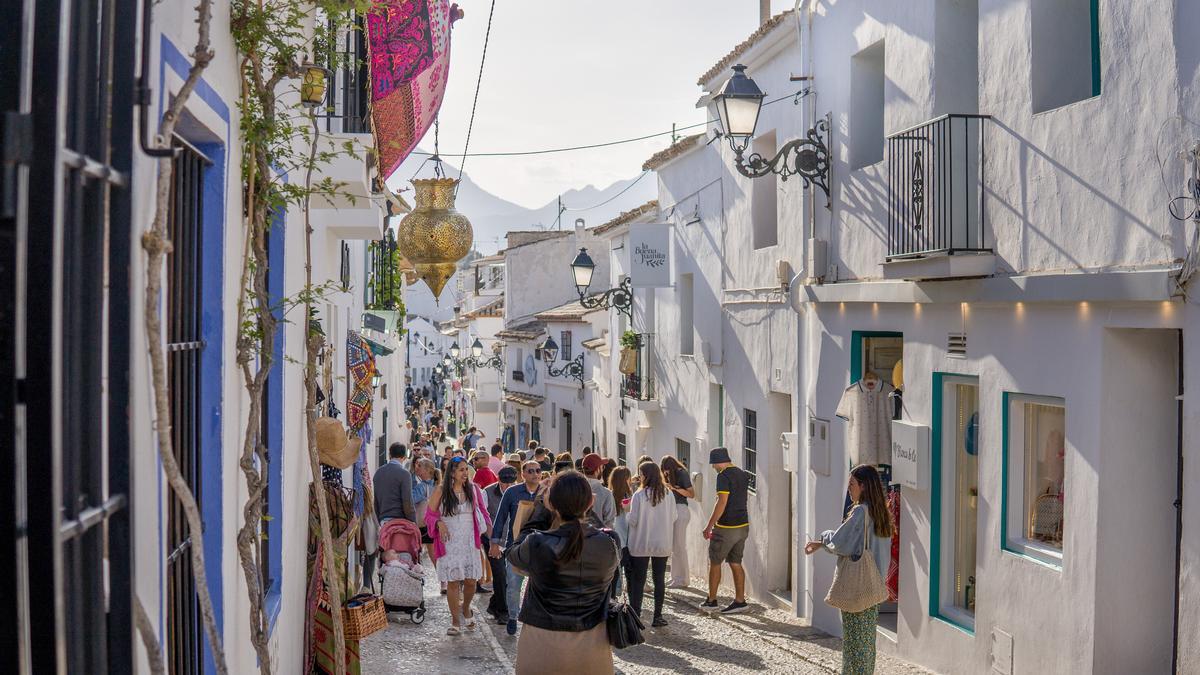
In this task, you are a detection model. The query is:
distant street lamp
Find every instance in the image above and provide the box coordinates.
[712,64,830,202]
[539,335,585,385]
[450,341,461,359]
[471,339,484,359]
[570,247,632,320]
[371,370,382,388]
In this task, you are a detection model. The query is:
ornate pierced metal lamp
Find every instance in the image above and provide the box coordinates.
[713,64,831,205]
[395,178,474,298]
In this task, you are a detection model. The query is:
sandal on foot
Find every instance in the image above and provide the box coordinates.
[446,625,461,636]
[463,611,477,630]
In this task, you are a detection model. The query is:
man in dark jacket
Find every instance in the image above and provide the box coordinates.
[483,466,517,623]
[373,443,415,524]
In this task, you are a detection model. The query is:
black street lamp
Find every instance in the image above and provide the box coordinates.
[713,64,830,203]
[539,336,585,385]
[570,247,633,320]
[464,337,503,371]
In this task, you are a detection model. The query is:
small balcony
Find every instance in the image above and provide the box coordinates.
[619,333,656,408]
[883,114,996,280]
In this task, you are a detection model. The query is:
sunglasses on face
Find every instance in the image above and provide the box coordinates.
[523,467,539,474]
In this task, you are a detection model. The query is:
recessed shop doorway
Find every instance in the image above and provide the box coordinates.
[1096,329,1180,674]
[767,392,793,598]
[850,331,904,632]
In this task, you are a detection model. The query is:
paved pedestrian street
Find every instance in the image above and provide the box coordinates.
[361,576,930,674]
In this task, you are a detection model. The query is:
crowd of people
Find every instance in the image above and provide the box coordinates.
[374,387,894,674]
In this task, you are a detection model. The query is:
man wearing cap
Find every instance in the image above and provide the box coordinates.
[483,466,517,623]
[700,447,751,615]
[581,453,616,529]
[490,460,546,635]
[471,449,498,489]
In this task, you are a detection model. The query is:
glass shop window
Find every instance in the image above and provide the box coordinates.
[1005,394,1066,566]
[938,376,979,630]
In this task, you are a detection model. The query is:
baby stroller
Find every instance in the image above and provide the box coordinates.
[377,519,426,624]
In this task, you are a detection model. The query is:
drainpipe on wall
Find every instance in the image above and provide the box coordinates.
[794,0,826,285]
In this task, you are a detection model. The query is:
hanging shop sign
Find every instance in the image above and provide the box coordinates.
[629,223,672,288]
[891,420,929,490]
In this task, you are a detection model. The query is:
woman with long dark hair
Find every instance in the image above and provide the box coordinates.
[626,462,677,626]
[507,471,619,674]
[608,465,634,594]
[660,455,695,588]
[425,456,492,635]
[805,464,895,674]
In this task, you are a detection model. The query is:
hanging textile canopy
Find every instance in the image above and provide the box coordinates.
[367,0,463,179]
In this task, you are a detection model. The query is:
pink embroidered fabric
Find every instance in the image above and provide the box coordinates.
[367,0,461,179]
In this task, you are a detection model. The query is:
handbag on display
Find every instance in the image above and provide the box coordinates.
[824,507,890,613]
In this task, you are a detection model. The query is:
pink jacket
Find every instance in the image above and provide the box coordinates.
[423,482,492,560]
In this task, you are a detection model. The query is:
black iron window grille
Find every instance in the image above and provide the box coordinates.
[744,409,758,491]
[166,139,210,675]
[887,114,992,259]
[340,240,351,290]
[620,333,656,402]
[617,433,628,465]
[3,0,137,667]
[367,230,400,311]
[323,14,370,134]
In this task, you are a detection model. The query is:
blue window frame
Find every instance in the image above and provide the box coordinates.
[930,372,980,635]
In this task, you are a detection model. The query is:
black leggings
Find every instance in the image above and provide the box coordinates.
[627,555,667,618]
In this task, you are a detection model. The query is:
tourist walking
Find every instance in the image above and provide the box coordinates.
[581,454,616,529]
[607,465,634,595]
[626,462,676,626]
[806,464,894,675]
[701,447,750,614]
[410,458,438,566]
[471,449,498,489]
[489,460,544,635]
[373,443,415,524]
[483,466,517,623]
[660,456,694,588]
[488,443,507,474]
[424,457,493,635]
[507,471,620,675]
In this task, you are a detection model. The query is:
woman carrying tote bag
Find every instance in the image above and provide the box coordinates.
[805,464,894,675]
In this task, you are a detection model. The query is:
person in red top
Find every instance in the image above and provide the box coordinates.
[471,449,499,489]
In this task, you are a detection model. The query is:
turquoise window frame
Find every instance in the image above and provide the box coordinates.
[930,371,978,636]
[850,331,904,385]
[1000,392,1066,570]
[1089,0,1101,97]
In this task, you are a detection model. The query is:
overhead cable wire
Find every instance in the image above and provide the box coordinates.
[421,90,805,160]
[456,0,497,194]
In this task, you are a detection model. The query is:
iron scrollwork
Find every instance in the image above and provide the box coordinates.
[466,354,504,372]
[911,149,925,229]
[547,353,585,385]
[733,118,831,205]
[579,276,633,320]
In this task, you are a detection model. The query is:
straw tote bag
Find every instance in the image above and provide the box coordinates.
[824,509,889,613]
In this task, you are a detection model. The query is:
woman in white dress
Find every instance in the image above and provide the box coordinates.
[425,456,492,634]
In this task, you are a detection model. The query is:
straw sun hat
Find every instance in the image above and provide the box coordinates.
[316,417,362,469]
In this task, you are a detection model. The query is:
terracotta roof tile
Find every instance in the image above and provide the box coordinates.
[495,320,546,342]
[504,391,545,408]
[696,11,793,86]
[534,298,605,323]
[593,200,659,235]
[642,134,705,172]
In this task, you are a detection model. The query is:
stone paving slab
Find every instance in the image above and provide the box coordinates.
[362,573,932,674]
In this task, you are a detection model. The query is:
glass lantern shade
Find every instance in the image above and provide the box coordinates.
[539,336,560,364]
[713,64,765,153]
[371,372,382,388]
[450,342,461,358]
[442,356,452,367]
[570,247,596,296]
[471,339,484,358]
[300,65,329,107]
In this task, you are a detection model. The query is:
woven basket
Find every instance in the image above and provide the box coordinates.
[343,595,387,641]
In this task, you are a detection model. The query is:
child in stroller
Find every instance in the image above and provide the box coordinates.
[378,519,427,623]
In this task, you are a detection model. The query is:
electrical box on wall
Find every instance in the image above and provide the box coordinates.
[809,417,830,476]
[780,432,798,472]
[807,238,828,282]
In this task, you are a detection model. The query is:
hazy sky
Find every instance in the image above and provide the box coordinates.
[402,0,797,208]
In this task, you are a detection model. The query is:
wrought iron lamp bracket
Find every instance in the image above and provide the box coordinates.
[579,276,633,320]
[547,353,586,385]
[466,354,504,372]
[733,117,831,207]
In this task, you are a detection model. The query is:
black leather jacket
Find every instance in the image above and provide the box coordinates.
[506,522,619,632]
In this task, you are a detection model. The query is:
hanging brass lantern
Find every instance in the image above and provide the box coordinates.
[395,177,473,298]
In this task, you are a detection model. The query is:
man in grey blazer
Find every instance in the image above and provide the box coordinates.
[374,443,416,524]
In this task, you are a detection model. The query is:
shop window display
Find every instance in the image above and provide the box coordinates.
[1005,395,1066,565]
[939,377,979,629]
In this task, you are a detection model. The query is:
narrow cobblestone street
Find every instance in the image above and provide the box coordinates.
[361,574,930,674]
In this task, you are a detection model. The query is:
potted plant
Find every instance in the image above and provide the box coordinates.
[619,330,639,375]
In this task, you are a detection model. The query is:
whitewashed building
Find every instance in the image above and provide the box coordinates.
[634,4,1200,674]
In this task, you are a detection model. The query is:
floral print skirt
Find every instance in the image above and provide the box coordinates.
[841,604,880,674]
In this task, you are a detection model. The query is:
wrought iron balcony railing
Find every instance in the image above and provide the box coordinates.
[887,114,992,259]
[620,333,655,402]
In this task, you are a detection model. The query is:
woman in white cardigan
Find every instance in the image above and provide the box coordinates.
[626,462,678,627]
